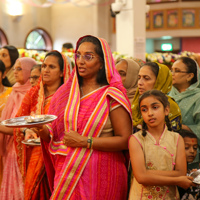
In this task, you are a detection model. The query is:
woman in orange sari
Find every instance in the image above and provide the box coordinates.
[14,51,71,200]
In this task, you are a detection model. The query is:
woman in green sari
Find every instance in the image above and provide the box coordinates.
[169,57,200,136]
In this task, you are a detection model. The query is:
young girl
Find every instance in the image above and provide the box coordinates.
[129,89,194,200]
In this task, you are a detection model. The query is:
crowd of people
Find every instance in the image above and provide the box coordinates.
[0,35,199,199]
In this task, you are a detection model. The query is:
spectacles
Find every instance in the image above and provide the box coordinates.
[29,75,40,80]
[74,53,95,61]
[13,67,22,72]
[171,70,188,74]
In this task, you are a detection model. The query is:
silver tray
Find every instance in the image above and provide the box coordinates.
[1,115,57,128]
[22,138,41,146]
[190,169,200,184]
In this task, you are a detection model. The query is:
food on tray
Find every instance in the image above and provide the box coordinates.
[25,115,46,123]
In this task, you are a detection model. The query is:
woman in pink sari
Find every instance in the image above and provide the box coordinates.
[0,57,37,199]
[34,35,132,199]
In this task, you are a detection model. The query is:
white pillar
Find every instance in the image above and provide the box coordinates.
[115,0,146,60]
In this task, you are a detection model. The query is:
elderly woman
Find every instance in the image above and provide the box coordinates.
[169,57,200,137]
[32,35,132,199]
[0,45,19,86]
[14,51,71,200]
[115,58,141,103]
[132,62,182,132]
[0,57,36,199]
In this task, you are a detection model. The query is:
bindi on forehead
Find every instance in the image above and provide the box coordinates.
[184,137,198,145]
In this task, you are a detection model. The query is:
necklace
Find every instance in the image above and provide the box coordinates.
[80,85,102,96]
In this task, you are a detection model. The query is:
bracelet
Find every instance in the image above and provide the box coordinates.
[87,136,91,149]
[91,137,94,149]
[87,136,93,149]
[22,128,28,136]
[90,137,93,149]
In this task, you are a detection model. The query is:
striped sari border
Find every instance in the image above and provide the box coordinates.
[52,92,108,199]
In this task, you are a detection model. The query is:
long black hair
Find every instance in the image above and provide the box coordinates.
[76,36,108,86]
[139,89,172,137]
[0,60,11,87]
[2,45,19,68]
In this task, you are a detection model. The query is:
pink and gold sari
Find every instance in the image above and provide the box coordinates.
[43,36,132,199]
[14,52,71,200]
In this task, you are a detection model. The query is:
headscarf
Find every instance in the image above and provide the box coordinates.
[120,58,141,103]
[0,57,36,156]
[132,58,145,68]
[169,61,200,134]
[169,61,200,101]
[132,63,175,127]
[1,57,36,120]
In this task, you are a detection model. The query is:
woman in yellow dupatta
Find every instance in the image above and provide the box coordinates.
[132,62,182,131]
[14,51,71,200]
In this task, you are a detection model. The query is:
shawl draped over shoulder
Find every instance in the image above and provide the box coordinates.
[131,63,182,131]
[44,35,132,200]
